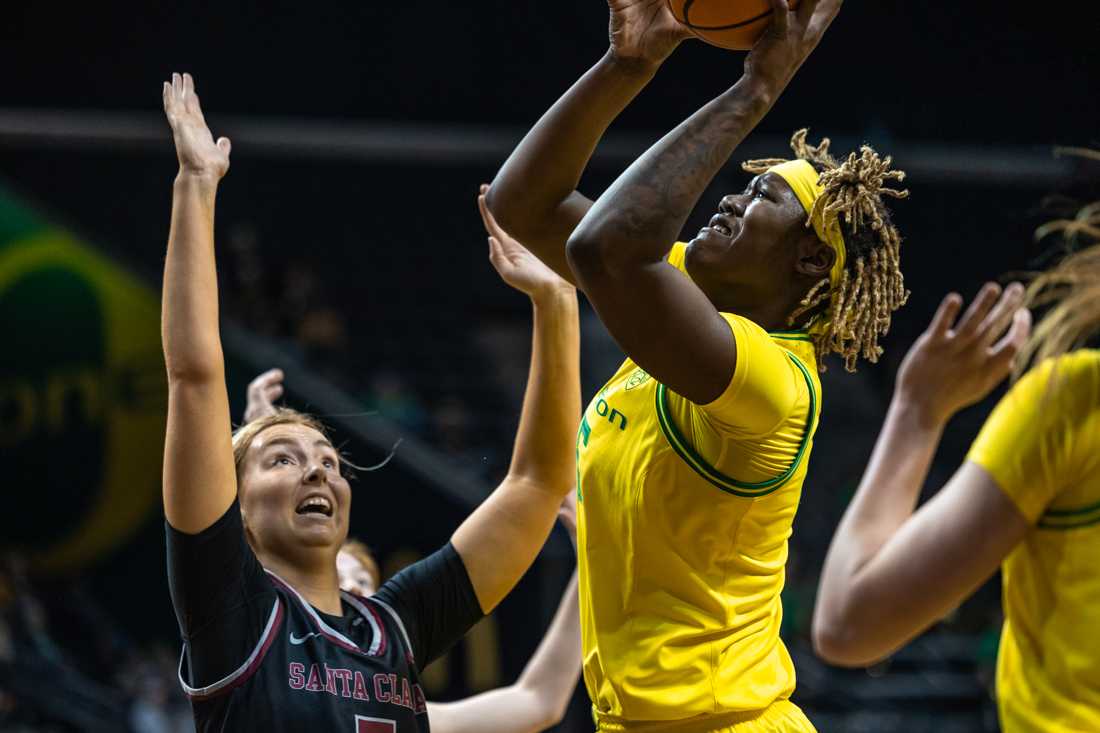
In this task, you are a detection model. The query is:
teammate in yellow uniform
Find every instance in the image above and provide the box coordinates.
[487,2,913,729]
[576,244,822,731]
[814,194,1100,730]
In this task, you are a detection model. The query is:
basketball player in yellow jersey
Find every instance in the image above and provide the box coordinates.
[814,195,1100,731]
[486,0,918,729]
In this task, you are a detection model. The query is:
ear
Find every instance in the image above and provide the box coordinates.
[794,232,835,279]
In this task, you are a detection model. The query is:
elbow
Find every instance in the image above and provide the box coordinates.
[811,613,888,669]
[484,184,532,243]
[515,684,568,732]
[565,224,618,282]
[164,356,224,388]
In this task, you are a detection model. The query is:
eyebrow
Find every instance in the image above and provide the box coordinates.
[260,437,336,451]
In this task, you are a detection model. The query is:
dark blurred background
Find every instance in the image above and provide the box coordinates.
[1,2,1098,731]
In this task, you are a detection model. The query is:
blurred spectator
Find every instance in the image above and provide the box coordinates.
[363,369,428,434]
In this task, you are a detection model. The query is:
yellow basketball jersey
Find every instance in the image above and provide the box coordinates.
[967,349,1100,732]
[576,244,821,731]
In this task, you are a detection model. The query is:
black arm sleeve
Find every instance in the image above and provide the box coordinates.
[372,543,484,671]
[166,501,276,687]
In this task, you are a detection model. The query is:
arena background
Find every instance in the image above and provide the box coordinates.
[1,3,1098,731]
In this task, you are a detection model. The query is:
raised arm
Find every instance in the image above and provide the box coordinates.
[161,73,238,534]
[813,284,1032,667]
[484,1,692,284]
[451,192,580,613]
[429,496,581,733]
[566,0,841,404]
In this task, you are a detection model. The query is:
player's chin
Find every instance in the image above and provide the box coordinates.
[687,227,736,262]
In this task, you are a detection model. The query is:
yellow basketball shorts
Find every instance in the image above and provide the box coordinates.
[594,701,817,733]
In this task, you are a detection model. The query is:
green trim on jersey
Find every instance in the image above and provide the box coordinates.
[1038,499,1100,530]
[767,328,813,344]
[654,352,817,498]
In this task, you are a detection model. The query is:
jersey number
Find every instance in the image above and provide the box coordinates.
[356,716,396,732]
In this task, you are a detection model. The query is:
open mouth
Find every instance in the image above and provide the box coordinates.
[295,495,334,517]
[708,213,736,239]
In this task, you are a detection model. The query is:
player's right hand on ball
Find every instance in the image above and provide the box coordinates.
[744,0,843,90]
[478,185,574,299]
[607,0,694,68]
[163,72,231,180]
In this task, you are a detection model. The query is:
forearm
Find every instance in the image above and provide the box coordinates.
[486,52,657,278]
[508,287,581,493]
[427,571,580,733]
[162,173,226,383]
[428,687,547,733]
[515,571,581,711]
[567,74,776,274]
[452,288,580,612]
[814,398,945,654]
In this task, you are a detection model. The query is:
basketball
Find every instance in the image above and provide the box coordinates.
[667,0,801,51]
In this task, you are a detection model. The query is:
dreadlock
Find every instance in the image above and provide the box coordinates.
[1014,177,1100,380]
[743,129,910,372]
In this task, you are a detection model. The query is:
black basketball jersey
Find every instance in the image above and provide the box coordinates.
[167,502,483,733]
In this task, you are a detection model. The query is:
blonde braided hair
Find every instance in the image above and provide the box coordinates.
[743,129,910,371]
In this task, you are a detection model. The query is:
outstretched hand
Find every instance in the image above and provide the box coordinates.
[244,368,285,423]
[163,72,231,180]
[744,0,843,90]
[896,283,1032,426]
[478,185,574,299]
[607,0,694,68]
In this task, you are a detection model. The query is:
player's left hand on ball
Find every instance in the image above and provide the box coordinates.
[895,282,1032,426]
[478,184,574,299]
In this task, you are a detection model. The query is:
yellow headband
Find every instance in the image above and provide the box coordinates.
[767,159,846,289]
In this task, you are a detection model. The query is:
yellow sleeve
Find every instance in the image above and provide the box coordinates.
[699,313,802,438]
[667,241,802,437]
[667,242,690,272]
[967,351,1100,523]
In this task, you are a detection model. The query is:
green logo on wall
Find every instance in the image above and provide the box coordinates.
[0,193,165,573]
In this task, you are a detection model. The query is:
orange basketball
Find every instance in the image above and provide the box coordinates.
[667,0,801,51]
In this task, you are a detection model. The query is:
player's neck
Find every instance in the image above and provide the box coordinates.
[708,281,803,332]
[261,551,344,615]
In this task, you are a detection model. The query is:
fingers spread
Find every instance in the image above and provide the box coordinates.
[796,0,820,24]
[989,308,1033,372]
[767,0,792,31]
[806,0,843,36]
[952,283,1001,343]
[978,282,1025,346]
[928,292,962,339]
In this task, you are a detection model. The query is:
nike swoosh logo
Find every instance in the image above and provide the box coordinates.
[289,632,322,645]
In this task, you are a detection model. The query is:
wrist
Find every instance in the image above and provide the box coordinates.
[889,391,951,433]
[732,72,782,110]
[531,284,578,307]
[602,47,663,80]
[175,169,222,191]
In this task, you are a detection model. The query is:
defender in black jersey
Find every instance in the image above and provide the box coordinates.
[169,502,482,731]
[160,73,581,732]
